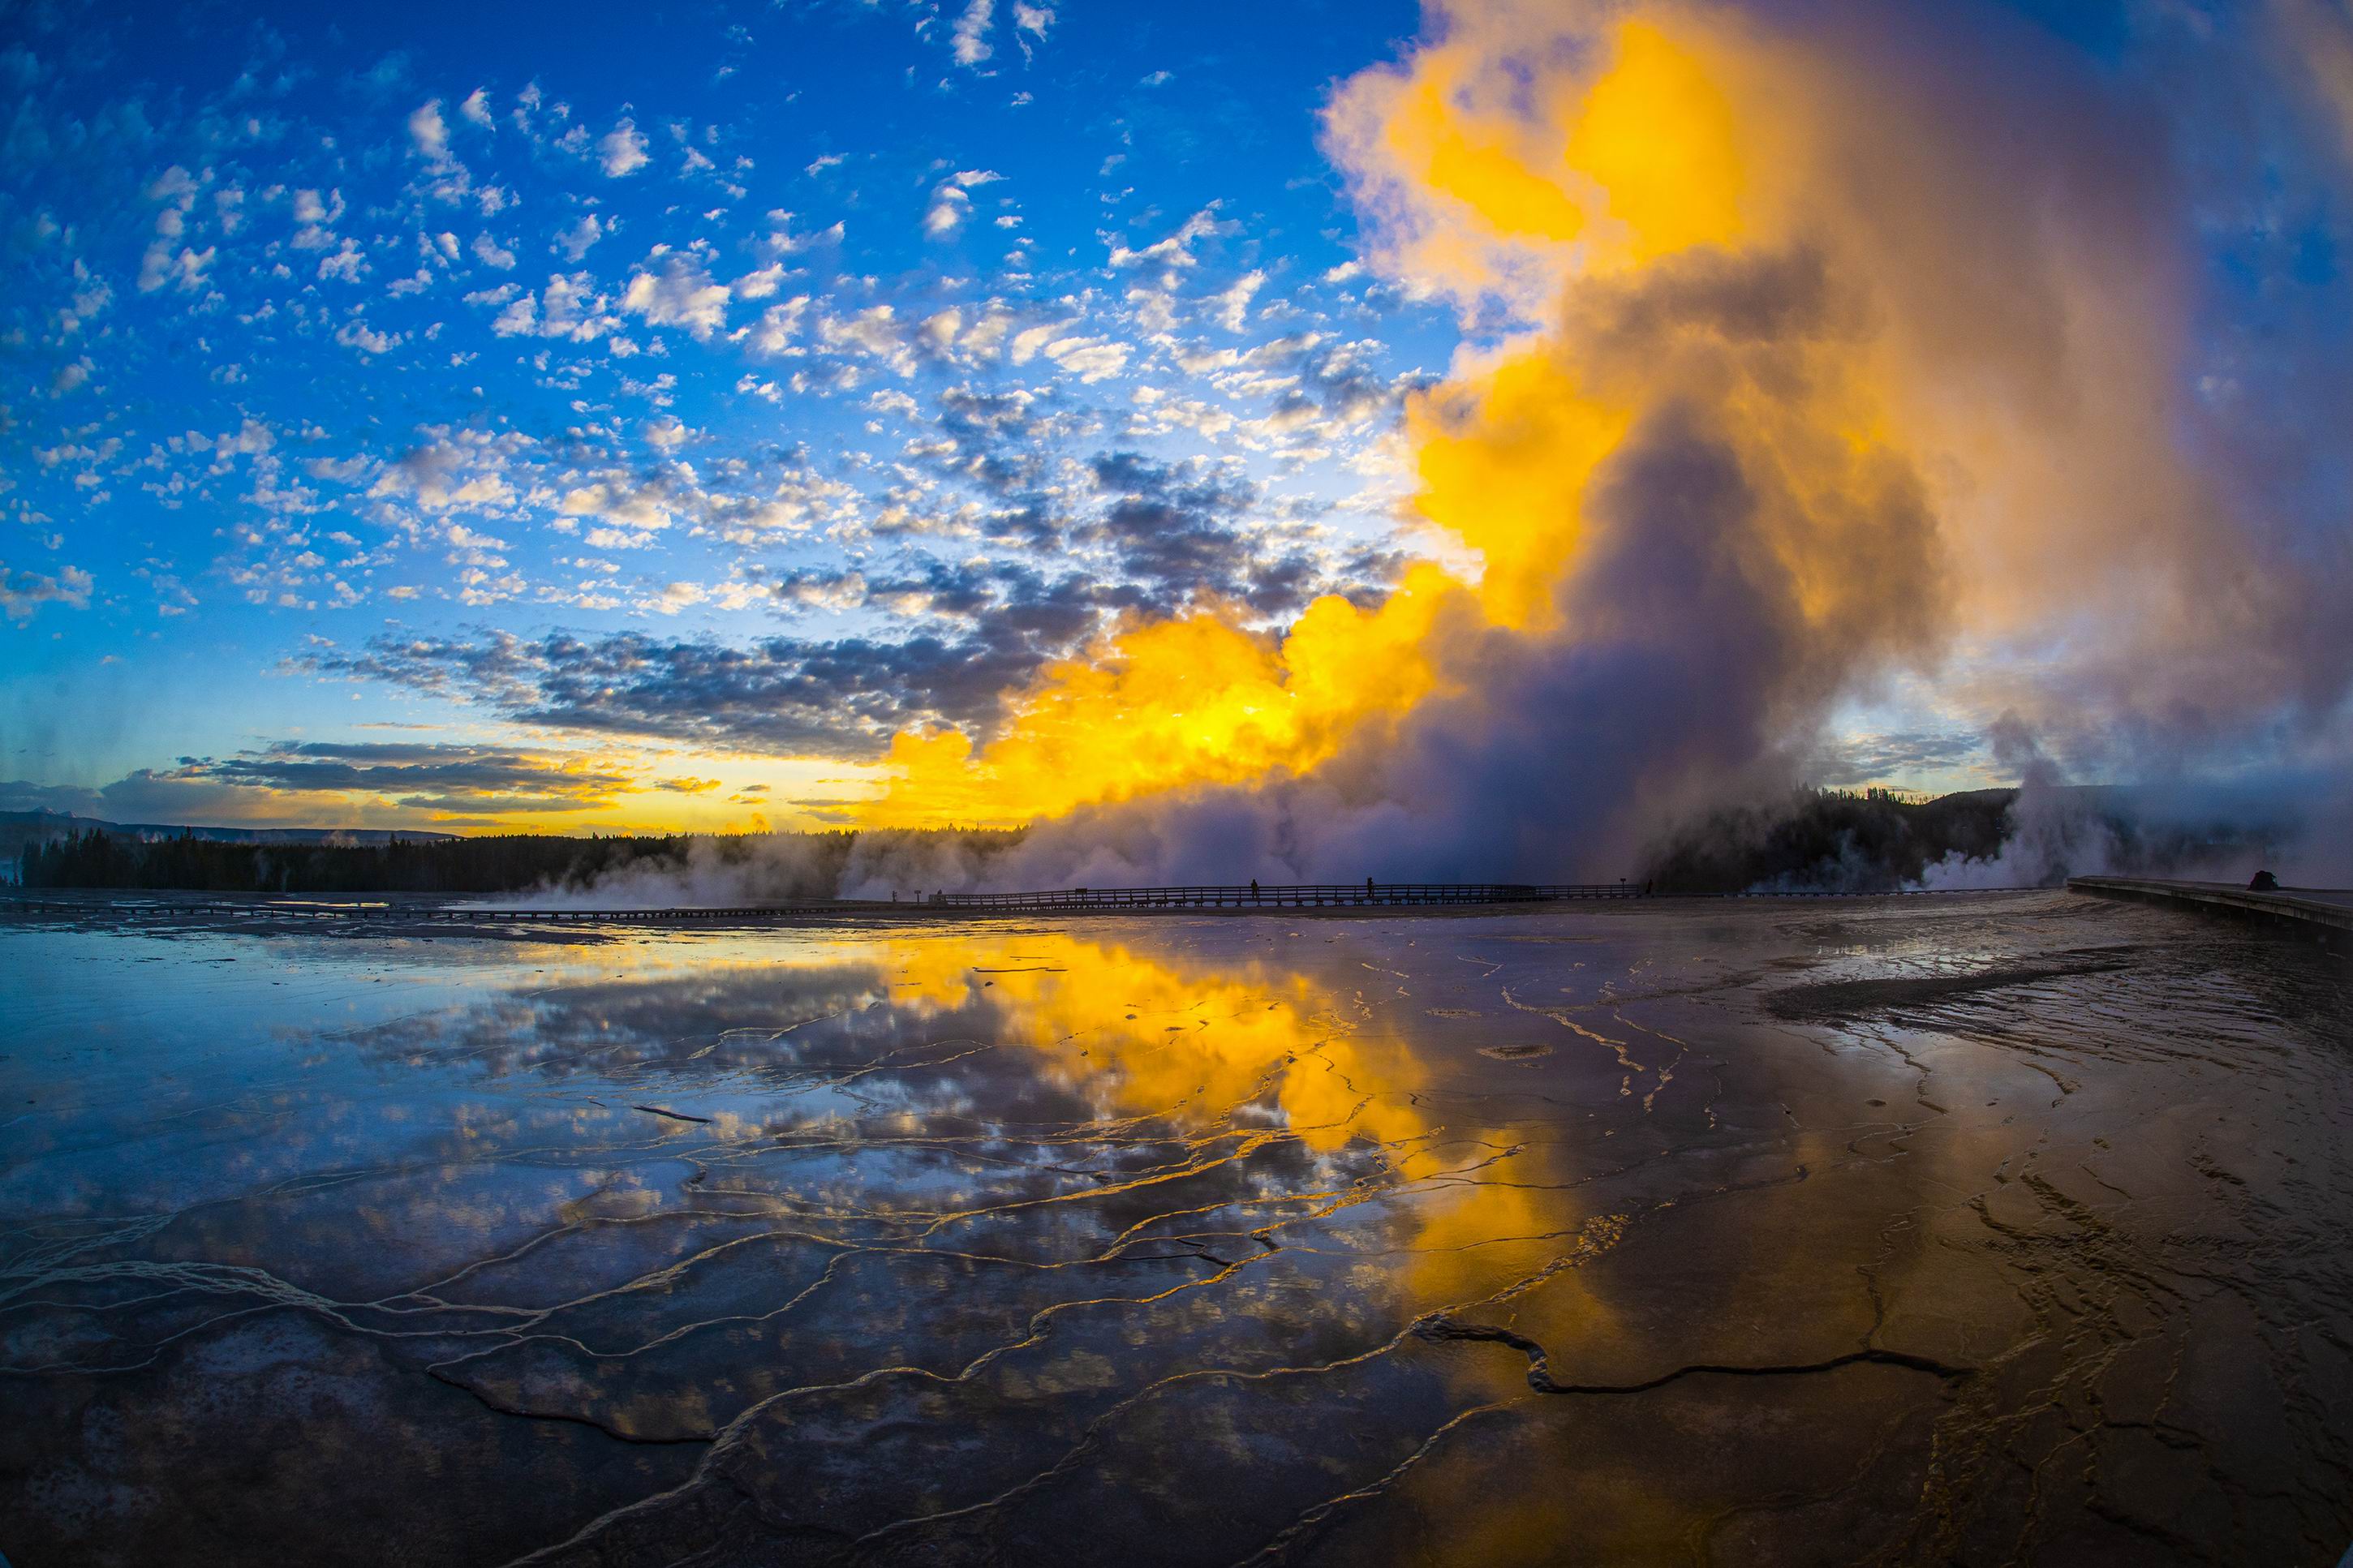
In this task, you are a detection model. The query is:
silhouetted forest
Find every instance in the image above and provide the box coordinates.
[22,788,2228,897]
[1641,788,2018,893]
[14,827,1022,897]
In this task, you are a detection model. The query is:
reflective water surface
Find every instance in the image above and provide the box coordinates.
[2,892,2350,1565]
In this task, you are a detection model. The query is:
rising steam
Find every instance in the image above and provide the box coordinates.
[854,0,2353,889]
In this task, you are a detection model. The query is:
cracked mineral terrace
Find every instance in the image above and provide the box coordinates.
[2,889,2349,1565]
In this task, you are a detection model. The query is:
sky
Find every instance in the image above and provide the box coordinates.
[2,0,1455,831]
[4,0,2351,858]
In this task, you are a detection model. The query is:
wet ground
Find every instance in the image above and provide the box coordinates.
[2,891,2350,1566]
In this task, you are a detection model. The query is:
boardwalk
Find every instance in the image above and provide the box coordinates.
[2068,874,2353,943]
[0,882,1644,925]
[925,881,1638,912]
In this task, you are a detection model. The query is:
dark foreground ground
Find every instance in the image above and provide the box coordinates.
[2,891,2350,1566]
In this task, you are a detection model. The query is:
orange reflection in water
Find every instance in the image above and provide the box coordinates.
[832,927,1623,1318]
[847,928,1432,1155]
[576,926,1628,1332]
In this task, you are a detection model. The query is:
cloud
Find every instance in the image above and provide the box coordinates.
[136,170,213,294]
[924,182,970,237]
[1077,451,1399,617]
[622,252,729,338]
[355,52,411,95]
[1211,268,1265,332]
[1805,728,1989,788]
[316,238,368,281]
[160,742,635,819]
[733,261,787,299]
[842,7,1971,844]
[952,0,994,67]
[366,431,526,513]
[335,318,399,354]
[408,99,450,161]
[486,271,619,340]
[1105,206,1232,275]
[196,741,630,806]
[845,0,2353,879]
[599,118,649,177]
[312,626,1050,758]
[136,243,213,293]
[558,473,677,537]
[555,213,604,260]
[0,561,93,622]
[5,741,650,827]
[815,303,923,374]
[1039,333,1129,382]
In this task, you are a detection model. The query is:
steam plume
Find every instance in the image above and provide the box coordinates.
[860,1,2353,888]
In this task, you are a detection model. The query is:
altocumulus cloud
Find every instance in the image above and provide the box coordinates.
[311,628,1053,757]
[1,742,637,824]
[0,562,94,623]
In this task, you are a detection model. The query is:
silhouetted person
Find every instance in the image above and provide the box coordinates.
[1250,879,1259,902]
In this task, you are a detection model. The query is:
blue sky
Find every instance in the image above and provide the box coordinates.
[1,0,1498,827]
[11,0,2342,840]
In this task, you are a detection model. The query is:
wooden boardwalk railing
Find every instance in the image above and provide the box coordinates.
[923,882,1640,911]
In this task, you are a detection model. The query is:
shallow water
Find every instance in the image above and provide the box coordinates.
[2,891,2349,1566]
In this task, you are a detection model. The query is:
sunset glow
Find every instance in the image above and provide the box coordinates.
[6,0,2350,877]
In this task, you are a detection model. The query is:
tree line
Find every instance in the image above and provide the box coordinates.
[13,828,1020,897]
[1642,787,2020,892]
[19,788,2171,896]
